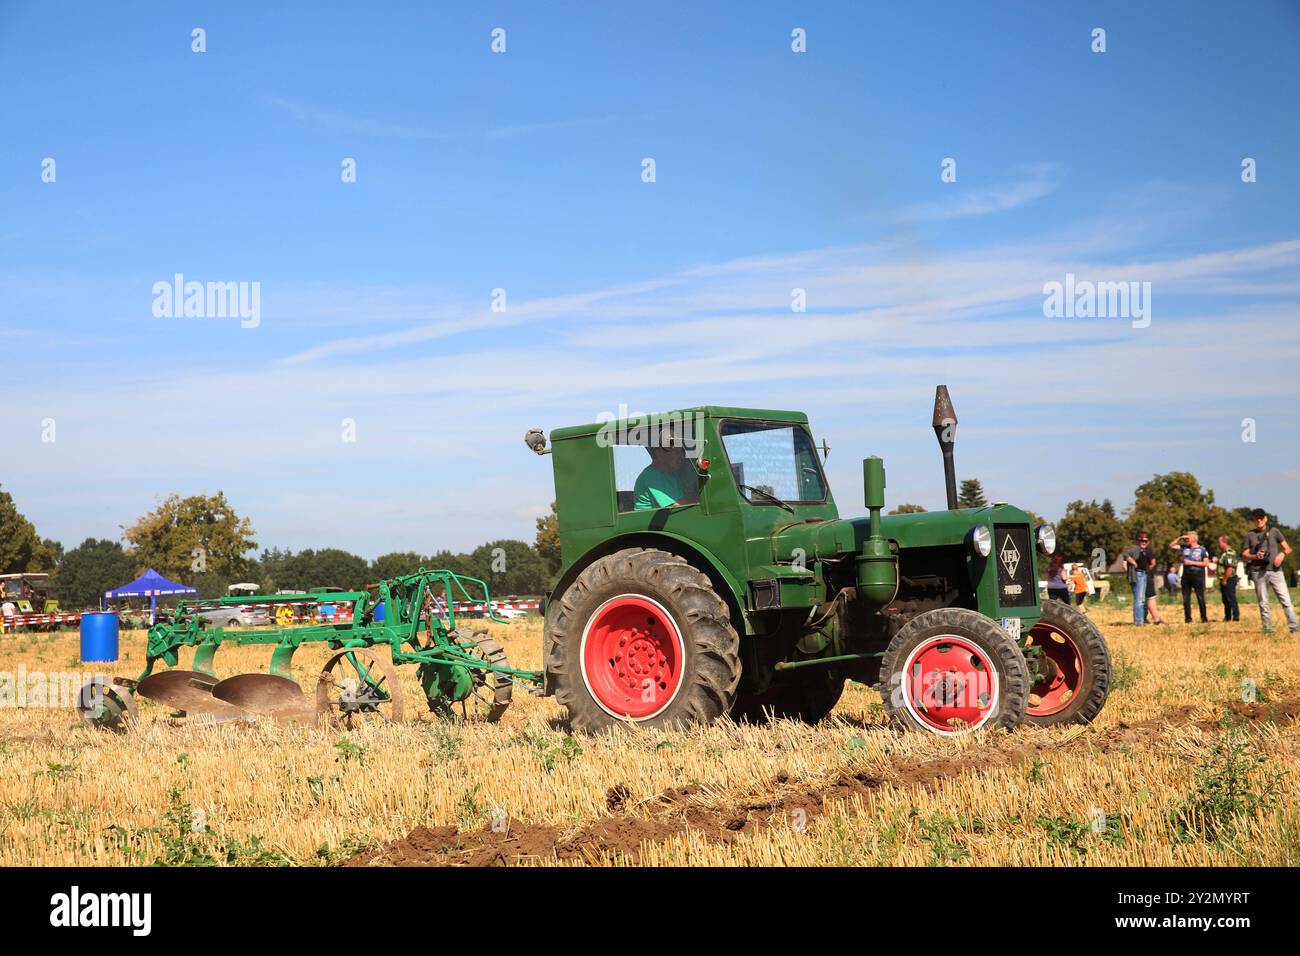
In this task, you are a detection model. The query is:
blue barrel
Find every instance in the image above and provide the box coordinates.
[373,601,386,623]
[80,612,120,662]
[319,604,336,621]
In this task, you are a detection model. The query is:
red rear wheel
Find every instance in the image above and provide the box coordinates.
[1022,599,1111,726]
[1025,624,1083,717]
[581,594,684,719]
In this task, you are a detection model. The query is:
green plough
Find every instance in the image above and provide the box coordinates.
[80,569,542,730]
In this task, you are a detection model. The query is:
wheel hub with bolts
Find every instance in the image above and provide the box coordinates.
[1026,626,1082,715]
[582,595,684,719]
[902,636,998,733]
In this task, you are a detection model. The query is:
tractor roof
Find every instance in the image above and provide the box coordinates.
[551,406,808,441]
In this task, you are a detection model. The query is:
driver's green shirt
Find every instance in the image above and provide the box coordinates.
[633,465,685,510]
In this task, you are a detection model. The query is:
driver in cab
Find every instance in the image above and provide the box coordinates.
[634,440,699,511]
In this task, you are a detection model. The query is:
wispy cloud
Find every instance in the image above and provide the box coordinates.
[904,163,1059,221]
[259,94,438,140]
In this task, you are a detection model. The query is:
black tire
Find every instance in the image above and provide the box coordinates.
[731,671,846,724]
[877,607,1030,734]
[460,631,512,722]
[547,547,741,732]
[1023,599,1111,727]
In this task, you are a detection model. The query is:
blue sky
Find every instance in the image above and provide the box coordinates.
[2,1,1298,558]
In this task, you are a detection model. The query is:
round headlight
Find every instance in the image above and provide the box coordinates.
[969,525,992,557]
[1036,524,1056,555]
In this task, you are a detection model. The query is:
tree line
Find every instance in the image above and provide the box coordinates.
[0,487,564,609]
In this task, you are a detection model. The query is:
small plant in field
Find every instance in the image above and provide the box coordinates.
[821,810,869,865]
[455,784,488,830]
[314,834,372,866]
[1036,815,1091,856]
[540,735,583,772]
[846,734,868,752]
[1111,653,1141,692]
[306,775,326,804]
[1026,755,1049,784]
[155,787,217,866]
[334,737,367,764]
[1172,730,1283,843]
[34,762,77,781]
[176,752,190,767]
[427,724,461,762]
[916,811,967,866]
[510,728,583,771]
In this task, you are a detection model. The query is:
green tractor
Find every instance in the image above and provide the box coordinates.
[525,387,1110,736]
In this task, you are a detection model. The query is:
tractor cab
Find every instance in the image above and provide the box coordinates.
[0,573,59,615]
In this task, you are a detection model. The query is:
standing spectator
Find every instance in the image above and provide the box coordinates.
[1070,565,1089,611]
[1171,532,1210,624]
[1216,535,1240,622]
[1165,564,1180,592]
[1122,532,1162,624]
[0,599,14,633]
[1045,554,1070,604]
[1244,509,1298,634]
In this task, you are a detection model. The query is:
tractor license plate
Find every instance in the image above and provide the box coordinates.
[999,617,1022,640]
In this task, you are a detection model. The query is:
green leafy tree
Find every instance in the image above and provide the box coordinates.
[0,485,57,573]
[370,551,427,581]
[1055,499,1127,568]
[264,549,369,591]
[1125,472,1236,569]
[957,479,988,509]
[535,501,561,576]
[888,503,927,515]
[123,492,257,583]
[468,539,547,597]
[54,538,136,609]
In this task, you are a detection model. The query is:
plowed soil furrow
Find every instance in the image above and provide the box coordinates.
[347,696,1300,866]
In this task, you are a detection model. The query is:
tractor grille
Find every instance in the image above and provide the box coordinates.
[992,524,1036,608]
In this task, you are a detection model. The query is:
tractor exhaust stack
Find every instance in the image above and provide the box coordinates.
[931,384,959,510]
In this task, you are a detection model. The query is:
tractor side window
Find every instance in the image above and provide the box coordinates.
[612,440,700,513]
[720,422,827,504]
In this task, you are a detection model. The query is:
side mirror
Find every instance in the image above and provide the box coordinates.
[524,429,549,456]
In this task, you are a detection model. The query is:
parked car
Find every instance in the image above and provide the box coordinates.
[196,605,269,628]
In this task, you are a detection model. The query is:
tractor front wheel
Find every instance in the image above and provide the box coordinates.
[547,548,741,733]
[1023,599,1111,727]
[877,607,1030,735]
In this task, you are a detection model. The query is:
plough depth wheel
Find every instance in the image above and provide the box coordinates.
[317,647,404,728]
[458,631,512,723]
[77,676,138,731]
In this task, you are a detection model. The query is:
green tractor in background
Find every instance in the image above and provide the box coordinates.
[525,387,1111,736]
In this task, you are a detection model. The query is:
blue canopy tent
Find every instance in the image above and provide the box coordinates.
[104,568,198,625]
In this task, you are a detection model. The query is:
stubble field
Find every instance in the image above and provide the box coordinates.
[1,600,1297,867]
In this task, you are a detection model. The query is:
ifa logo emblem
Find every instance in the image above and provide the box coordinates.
[999,535,1021,577]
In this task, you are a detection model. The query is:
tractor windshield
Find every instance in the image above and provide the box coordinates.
[720,421,827,504]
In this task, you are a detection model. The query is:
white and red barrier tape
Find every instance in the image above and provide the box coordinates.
[2,613,83,627]
[1,599,542,630]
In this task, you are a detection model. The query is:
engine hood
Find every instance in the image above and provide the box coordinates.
[771,504,1037,562]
